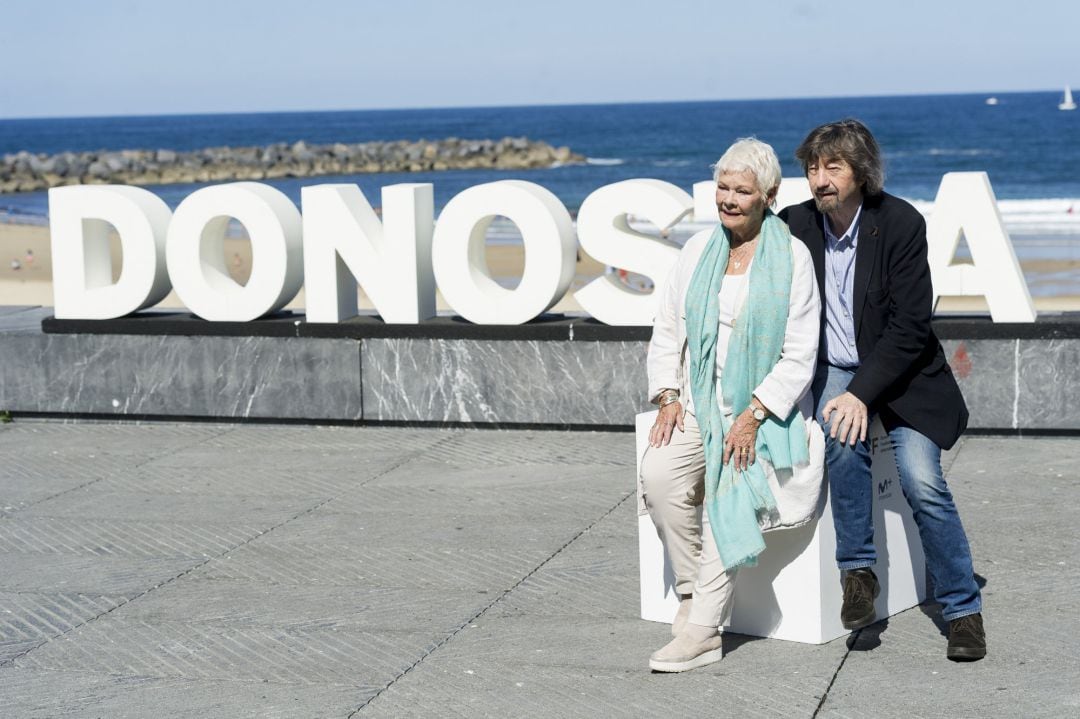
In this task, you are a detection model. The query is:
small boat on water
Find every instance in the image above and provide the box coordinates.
[1059,85,1076,111]
[985,97,999,106]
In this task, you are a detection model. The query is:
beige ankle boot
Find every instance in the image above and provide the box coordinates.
[649,623,723,673]
[671,596,692,636]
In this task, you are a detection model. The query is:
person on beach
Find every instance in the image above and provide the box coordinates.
[642,138,824,672]
[779,119,986,661]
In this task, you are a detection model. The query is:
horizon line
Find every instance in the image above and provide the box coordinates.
[0,88,1065,123]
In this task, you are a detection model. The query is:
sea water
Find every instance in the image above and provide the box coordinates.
[2,92,1078,292]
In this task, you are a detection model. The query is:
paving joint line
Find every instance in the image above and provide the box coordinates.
[0,432,457,669]
[810,627,860,718]
[348,487,637,717]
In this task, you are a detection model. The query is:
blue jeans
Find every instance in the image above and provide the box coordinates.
[813,364,982,621]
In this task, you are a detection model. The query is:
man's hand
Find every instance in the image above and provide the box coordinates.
[822,391,868,445]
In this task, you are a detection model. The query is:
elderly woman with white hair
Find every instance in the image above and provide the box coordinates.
[641,137,825,672]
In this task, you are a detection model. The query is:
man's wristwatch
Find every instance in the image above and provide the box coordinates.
[751,405,767,422]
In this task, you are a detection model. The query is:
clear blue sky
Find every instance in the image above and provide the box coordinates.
[2,0,1075,119]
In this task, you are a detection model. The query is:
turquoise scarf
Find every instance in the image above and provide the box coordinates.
[685,210,810,570]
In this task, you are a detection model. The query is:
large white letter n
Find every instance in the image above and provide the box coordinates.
[301,183,435,324]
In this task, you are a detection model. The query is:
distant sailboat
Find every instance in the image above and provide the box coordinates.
[985,97,999,106]
[1060,85,1076,111]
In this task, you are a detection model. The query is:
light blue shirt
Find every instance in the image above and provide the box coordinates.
[823,205,862,367]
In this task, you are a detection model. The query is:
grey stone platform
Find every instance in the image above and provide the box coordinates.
[0,420,1077,717]
[6,306,1080,430]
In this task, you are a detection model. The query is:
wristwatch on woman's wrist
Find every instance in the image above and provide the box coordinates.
[750,400,767,422]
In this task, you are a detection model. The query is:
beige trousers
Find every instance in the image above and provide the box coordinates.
[641,410,738,629]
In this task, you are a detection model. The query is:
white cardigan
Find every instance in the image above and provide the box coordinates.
[646,228,825,530]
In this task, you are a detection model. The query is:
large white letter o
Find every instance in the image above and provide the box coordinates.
[432,180,575,324]
[166,182,303,321]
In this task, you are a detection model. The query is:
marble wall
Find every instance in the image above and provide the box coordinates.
[941,339,1017,430]
[361,338,648,425]
[1016,339,1080,429]
[2,307,1078,430]
[0,309,361,421]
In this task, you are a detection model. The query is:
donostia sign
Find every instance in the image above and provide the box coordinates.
[48,172,1036,325]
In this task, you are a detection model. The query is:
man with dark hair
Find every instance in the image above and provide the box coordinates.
[779,119,985,661]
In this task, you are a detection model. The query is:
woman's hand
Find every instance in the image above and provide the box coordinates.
[723,410,761,472]
[649,402,684,448]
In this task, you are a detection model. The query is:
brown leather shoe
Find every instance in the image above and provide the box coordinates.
[841,568,880,629]
[947,613,987,661]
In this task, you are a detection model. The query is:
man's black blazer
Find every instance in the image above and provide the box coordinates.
[779,192,968,450]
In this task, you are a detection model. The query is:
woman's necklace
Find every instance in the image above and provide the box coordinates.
[729,238,757,269]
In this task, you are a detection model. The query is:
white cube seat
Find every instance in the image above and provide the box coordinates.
[636,410,927,644]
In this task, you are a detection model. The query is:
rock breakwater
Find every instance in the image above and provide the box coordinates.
[0,137,584,193]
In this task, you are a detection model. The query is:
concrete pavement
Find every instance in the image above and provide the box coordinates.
[0,421,1076,717]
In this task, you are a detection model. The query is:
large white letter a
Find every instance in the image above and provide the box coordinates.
[927,172,1036,322]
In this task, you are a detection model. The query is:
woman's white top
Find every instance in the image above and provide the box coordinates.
[646,229,825,530]
[683,269,748,416]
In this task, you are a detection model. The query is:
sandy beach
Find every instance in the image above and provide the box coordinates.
[3,221,1078,314]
